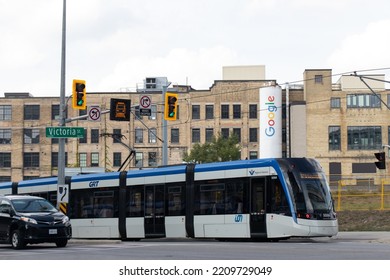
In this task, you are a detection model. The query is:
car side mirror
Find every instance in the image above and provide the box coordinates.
[1,207,12,215]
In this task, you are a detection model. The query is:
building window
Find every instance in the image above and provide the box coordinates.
[249,104,257,119]
[24,105,40,120]
[330,97,341,108]
[205,128,214,142]
[192,105,200,119]
[352,163,376,173]
[79,108,87,117]
[347,94,381,108]
[51,104,60,120]
[91,129,99,144]
[24,128,40,144]
[23,152,39,168]
[387,94,390,109]
[51,138,67,145]
[0,153,11,168]
[221,104,229,119]
[171,128,179,143]
[347,126,381,150]
[91,153,99,167]
[0,129,11,144]
[205,105,214,119]
[249,151,258,159]
[221,128,229,139]
[113,129,121,143]
[148,128,157,143]
[192,128,200,143]
[148,152,157,167]
[249,128,258,142]
[233,104,241,119]
[314,75,323,84]
[135,128,143,143]
[135,152,143,167]
[51,152,68,167]
[79,129,87,144]
[0,176,11,183]
[329,126,341,150]
[79,153,87,167]
[0,105,12,120]
[113,152,122,167]
[233,128,241,142]
[148,105,157,120]
[134,106,142,119]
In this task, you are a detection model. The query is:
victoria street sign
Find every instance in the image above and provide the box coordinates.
[46,127,85,138]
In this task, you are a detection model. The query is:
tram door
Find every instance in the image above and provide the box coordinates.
[144,185,166,238]
[250,178,267,238]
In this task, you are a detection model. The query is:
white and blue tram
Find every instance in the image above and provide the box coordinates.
[0,158,338,240]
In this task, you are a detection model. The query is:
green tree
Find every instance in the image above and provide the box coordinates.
[183,134,241,163]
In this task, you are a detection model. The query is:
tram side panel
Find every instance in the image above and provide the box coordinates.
[69,173,121,239]
[125,169,187,239]
[192,164,253,239]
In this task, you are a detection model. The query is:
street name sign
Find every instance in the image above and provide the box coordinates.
[46,127,85,138]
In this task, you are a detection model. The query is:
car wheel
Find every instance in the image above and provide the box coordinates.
[11,230,26,249]
[56,239,68,248]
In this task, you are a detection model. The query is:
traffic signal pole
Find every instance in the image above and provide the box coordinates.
[57,0,67,209]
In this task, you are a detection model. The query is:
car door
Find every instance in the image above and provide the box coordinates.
[0,199,13,240]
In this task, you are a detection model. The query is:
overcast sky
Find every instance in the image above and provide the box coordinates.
[1,0,389,97]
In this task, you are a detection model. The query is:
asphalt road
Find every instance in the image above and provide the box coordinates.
[0,231,390,260]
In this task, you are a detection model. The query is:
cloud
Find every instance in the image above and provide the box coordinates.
[327,19,390,75]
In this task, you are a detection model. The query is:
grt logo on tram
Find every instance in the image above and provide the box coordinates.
[89,181,99,188]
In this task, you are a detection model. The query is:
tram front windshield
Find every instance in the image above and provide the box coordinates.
[280,159,334,218]
[298,173,332,212]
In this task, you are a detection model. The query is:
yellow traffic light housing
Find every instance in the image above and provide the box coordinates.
[72,79,86,110]
[164,92,178,121]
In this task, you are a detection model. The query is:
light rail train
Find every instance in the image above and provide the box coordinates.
[0,158,338,240]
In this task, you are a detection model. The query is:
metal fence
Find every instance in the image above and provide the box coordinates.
[329,176,390,211]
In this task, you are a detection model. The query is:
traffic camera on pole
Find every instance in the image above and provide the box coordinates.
[374,151,386,169]
[164,92,178,121]
[72,79,86,110]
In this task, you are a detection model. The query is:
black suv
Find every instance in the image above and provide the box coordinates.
[0,195,72,249]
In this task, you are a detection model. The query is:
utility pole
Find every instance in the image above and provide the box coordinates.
[57,0,67,209]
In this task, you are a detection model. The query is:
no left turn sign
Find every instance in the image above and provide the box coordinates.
[88,106,101,121]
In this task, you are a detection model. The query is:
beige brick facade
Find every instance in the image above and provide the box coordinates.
[1,69,389,183]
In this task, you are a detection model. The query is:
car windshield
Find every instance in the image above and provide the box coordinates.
[11,199,57,213]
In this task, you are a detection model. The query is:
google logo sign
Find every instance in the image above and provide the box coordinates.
[264,95,278,137]
[259,86,282,158]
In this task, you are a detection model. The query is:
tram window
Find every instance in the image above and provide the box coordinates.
[198,183,225,215]
[225,179,247,214]
[127,186,143,217]
[167,185,185,216]
[94,190,115,218]
[272,179,290,214]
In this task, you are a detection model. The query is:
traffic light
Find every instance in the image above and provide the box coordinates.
[72,79,86,110]
[164,92,178,121]
[374,152,386,169]
[110,98,131,121]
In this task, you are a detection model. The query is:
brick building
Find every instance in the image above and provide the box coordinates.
[0,68,389,184]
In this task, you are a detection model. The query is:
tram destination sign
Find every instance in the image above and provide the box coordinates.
[46,127,85,138]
